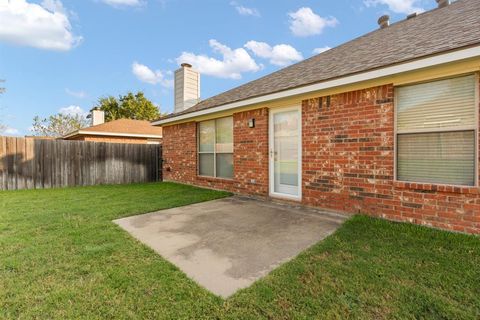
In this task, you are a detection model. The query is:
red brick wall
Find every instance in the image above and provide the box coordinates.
[162,82,480,234]
[162,122,197,184]
[303,85,396,215]
[233,108,269,196]
[302,84,480,234]
[162,108,270,195]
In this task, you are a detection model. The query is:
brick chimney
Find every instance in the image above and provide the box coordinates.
[174,63,200,113]
[91,108,105,126]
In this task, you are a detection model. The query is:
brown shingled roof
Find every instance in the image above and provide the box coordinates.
[65,119,162,138]
[160,0,480,121]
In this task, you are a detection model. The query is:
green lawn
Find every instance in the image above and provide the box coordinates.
[1,182,479,319]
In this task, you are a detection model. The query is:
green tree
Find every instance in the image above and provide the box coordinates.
[31,113,89,137]
[94,92,160,122]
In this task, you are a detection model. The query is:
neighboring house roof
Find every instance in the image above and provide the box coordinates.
[63,119,163,139]
[24,136,56,140]
[155,0,480,124]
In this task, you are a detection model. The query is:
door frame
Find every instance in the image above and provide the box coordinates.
[268,105,302,201]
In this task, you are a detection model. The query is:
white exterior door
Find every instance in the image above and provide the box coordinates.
[269,106,302,200]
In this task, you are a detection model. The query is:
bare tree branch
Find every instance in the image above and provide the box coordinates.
[31,113,89,137]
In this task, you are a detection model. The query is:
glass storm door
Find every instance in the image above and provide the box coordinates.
[269,107,301,199]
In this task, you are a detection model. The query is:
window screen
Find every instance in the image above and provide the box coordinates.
[396,75,477,186]
[397,131,475,186]
[198,117,233,179]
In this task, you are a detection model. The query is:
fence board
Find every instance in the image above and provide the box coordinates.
[6,137,16,190]
[0,137,162,191]
[34,139,42,189]
[0,137,5,190]
[25,138,34,189]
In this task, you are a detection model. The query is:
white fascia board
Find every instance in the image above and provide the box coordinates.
[66,131,162,139]
[153,45,480,126]
[62,130,79,139]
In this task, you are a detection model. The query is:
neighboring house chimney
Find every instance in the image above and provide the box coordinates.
[378,15,390,29]
[174,63,200,113]
[436,0,450,8]
[91,108,105,126]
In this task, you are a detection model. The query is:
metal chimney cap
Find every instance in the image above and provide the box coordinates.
[436,0,450,8]
[378,15,390,28]
[181,63,192,68]
[435,0,450,8]
[407,12,418,19]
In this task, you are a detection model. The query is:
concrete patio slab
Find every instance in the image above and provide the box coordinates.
[114,196,347,298]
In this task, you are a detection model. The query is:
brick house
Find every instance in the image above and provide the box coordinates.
[154,0,480,234]
[64,110,162,144]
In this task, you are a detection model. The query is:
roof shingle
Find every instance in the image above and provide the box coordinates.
[77,119,162,136]
[162,0,480,120]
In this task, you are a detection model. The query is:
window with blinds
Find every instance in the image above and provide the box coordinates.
[396,75,477,186]
[198,117,233,179]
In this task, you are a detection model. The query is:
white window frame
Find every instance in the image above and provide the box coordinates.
[393,73,479,187]
[197,116,234,179]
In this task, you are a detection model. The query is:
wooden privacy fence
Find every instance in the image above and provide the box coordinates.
[0,136,162,191]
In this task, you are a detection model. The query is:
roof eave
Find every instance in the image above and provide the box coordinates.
[62,130,80,139]
[63,130,163,139]
[153,44,480,126]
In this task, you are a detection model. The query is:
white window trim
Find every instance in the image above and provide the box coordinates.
[197,117,234,180]
[393,73,480,187]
